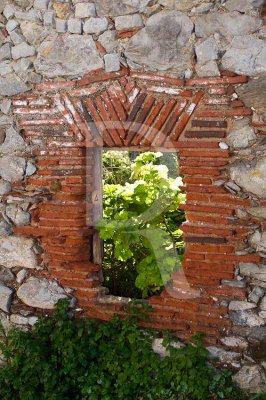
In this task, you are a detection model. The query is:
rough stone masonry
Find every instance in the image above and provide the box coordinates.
[0,0,266,393]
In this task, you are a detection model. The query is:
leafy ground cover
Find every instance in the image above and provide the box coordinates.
[0,300,264,400]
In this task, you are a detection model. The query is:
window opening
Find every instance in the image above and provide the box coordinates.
[96,150,186,299]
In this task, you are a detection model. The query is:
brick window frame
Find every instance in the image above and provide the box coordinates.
[12,69,259,344]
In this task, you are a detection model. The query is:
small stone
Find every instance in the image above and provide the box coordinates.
[33,0,49,9]
[220,336,249,350]
[152,338,184,358]
[236,76,266,113]
[0,180,11,196]
[83,17,108,34]
[195,37,218,64]
[0,219,12,236]
[0,99,11,115]
[0,311,12,332]
[16,269,27,284]
[260,296,266,311]
[249,231,266,256]
[229,301,257,311]
[43,11,55,25]
[249,287,265,304]
[115,14,143,30]
[195,60,220,77]
[222,280,246,288]
[207,346,241,364]
[75,2,96,18]
[0,156,26,182]
[28,316,38,326]
[230,310,265,327]
[247,208,266,220]
[10,314,29,325]
[0,284,13,313]
[239,263,261,277]
[0,61,13,76]
[259,311,266,318]
[0,127,25,154]
[98,30,119,53]
[0,236,38,269]
[6,20,19,33]
[20,21,50,45]
[3,4,15,19]
[227,118,256,149]
[55,18,67,33]
[219,142,229,150]
[53,2,72,19]
[0,44,11,62]
[17,277,67,309]
[191,2,214,13]
[26,162,37,176]
[5,205,31,227]
[12,42,36,60]
[0,266,15,283]
[95,0,151,17]
[15,9,39,22]
[68,18,82,34]
[233,365,266,393]
[9,30,24,45]
[104,53,120,72]
[0,73,30,96]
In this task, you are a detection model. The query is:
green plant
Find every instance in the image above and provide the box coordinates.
[99,151,185,298]
[0,300,254,400]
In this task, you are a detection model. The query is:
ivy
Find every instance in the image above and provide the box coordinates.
[98,152,186,298]
[0,300,259,400]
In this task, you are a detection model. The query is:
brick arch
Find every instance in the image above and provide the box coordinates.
[12,69,258,344]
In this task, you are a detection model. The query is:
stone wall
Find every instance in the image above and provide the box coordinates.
[0,0,266,392]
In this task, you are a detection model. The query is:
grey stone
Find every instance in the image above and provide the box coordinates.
[0,236,38,269]
[0,180,11,196]
[0,0,8,13]
[28,316,38,326]
[3,4,15,19]
[95,0,151,17]
[236,76,266,113]
[15,9,39,22]
[0,219,12,236]
[13,58,33,80]
[0,267,15,283]
[191,2,215,13]
[239,262,260,277]
[207,346,241,364]
[5,205,31,227]
[10,30,25,45]
[0,156,26,182]
[221,279,246,288]
[227,118,256,149]
[229,301,256,311]
[6,20,19,33]
[55,18,67,33]
[260,296,266,311]
[0,61,13,76]
[16,269,27,284]
[0,73,30,96]
[0,284,13,313]
[225,0,264,11]
[115,14,143,30]
[229,158,266,199]
[195,37,218,64]
[17,277,67,309]
[220,336,248,350]
[83,17,108,34]
[222,36,266,76]
[195,12,262,38]
[26,162,37,176]
[259,311,266,318]
[43,11,55,26]
[11,42,36,60]
[98,30,120,53]
[0,44,11,62]
[233,365,266,393]
[0,311,12,332]
[249,287,265,304]
[232,325,266,341]
[34,34,103,78]
[125,11,193,74]
[68,18,82,34]
[75,2,96,18]
[33,0,49,10]
[0,99,11,115]
[104,53,120,72]
[247,208,266,220]
[10,314,29,325]
[20,22,50,45]
[195,60,220,77]
[230,310,265,327]
[249,231,266,255]
[152,338,184,358]
[0,127,25,154]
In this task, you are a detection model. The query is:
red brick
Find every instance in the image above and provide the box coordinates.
[186,75,248,86]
